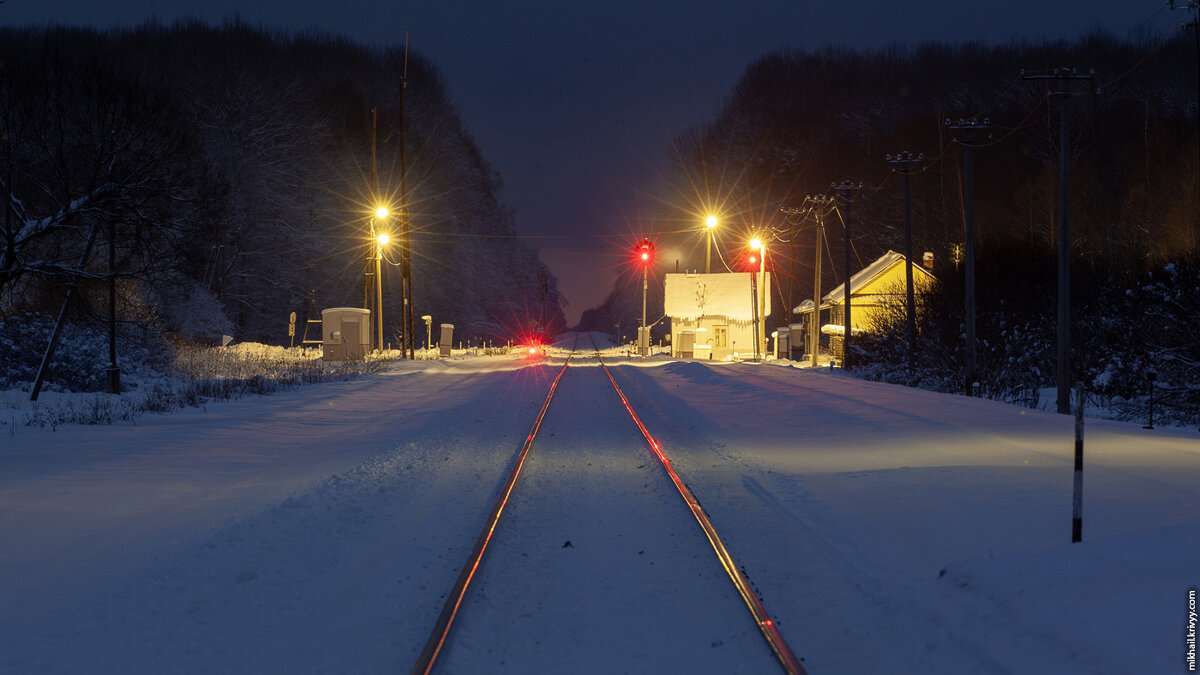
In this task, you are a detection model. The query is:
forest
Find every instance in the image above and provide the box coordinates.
[0,21,565,366]
[580,30,1199,424]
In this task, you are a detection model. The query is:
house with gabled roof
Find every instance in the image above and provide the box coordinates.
[793,251,936,357]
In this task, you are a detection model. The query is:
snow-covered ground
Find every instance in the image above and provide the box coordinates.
[1,332,1196,673]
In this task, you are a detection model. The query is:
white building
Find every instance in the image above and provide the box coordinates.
[664,272,771,360]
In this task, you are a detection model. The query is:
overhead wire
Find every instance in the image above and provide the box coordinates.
[712,232,736,273]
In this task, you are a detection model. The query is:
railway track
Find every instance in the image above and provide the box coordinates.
[412,337,805,674]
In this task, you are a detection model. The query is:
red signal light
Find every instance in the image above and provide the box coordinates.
[637,239,654,266]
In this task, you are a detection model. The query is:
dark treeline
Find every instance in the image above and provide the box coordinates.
[0,21,565,355]
[595,31,1198,421]
[666,32,1198,292]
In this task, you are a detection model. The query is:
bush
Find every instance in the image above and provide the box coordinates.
[0,319,390,428]
[851,260,1200,427]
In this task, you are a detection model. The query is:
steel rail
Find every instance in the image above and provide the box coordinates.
[594,348,807,675]
[412,345,575,675]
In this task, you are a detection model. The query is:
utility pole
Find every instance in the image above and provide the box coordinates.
[1171,1,1200,200]
[809,196,828,368]
[832,181,862,368]
[749,267,760,360]
[376,234,385,352]
[886,152,924,360]
[106,218,120,393]
[946,118,990,396]
[1022,67,1096,414]
[704,215,717,274]
[785,195,835,367]
[399,34,415,359]
[366,108,378,351]
[370,107,384,353]
[31,221,102,401]
[538,269,548,338]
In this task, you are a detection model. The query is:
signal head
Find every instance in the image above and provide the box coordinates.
[637,239,654,265]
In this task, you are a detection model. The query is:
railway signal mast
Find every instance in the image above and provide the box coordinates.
[638,239,654,359]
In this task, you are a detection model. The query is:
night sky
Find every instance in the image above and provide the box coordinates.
[2,1,1178,324]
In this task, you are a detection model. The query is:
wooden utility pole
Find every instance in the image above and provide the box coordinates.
[787,195,836,367]
[366,108,378,350]
[946,118,990,396]
[106,218,120,393]
[31,221,102,401]
[1071,382,1085,542]
[750,269,760,360]
[399,35,415,360]
[886,152,924,360]
[1170,1,1200,244]
[370,107,384,353]
[1022,67,1096,414]
[831,181,862,368]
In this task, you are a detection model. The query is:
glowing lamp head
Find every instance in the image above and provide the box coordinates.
[377,233,390,246]
[375,206,389,219]
[529,347,537,355]
[749,237,762,250]
[705,215,718,229]
[749,255,757,265]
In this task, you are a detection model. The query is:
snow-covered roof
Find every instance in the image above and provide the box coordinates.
[664,272,771,321]
[793,251,935,313]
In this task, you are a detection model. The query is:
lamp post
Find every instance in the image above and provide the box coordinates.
[750,237,766,360]
[374,206,389,353]
[704,215,718,274]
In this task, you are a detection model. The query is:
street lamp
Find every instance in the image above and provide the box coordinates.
[704,215,718,274]
[373,207,390,353]
[750,236,766,360]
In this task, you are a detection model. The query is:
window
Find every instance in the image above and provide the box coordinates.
[714,325,729,348]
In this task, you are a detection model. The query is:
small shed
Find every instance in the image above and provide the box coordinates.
[439,323,454,357]
[322,307,371,360]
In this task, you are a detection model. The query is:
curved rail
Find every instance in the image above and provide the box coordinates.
[412,345,575,675]
[591,336,806,675]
